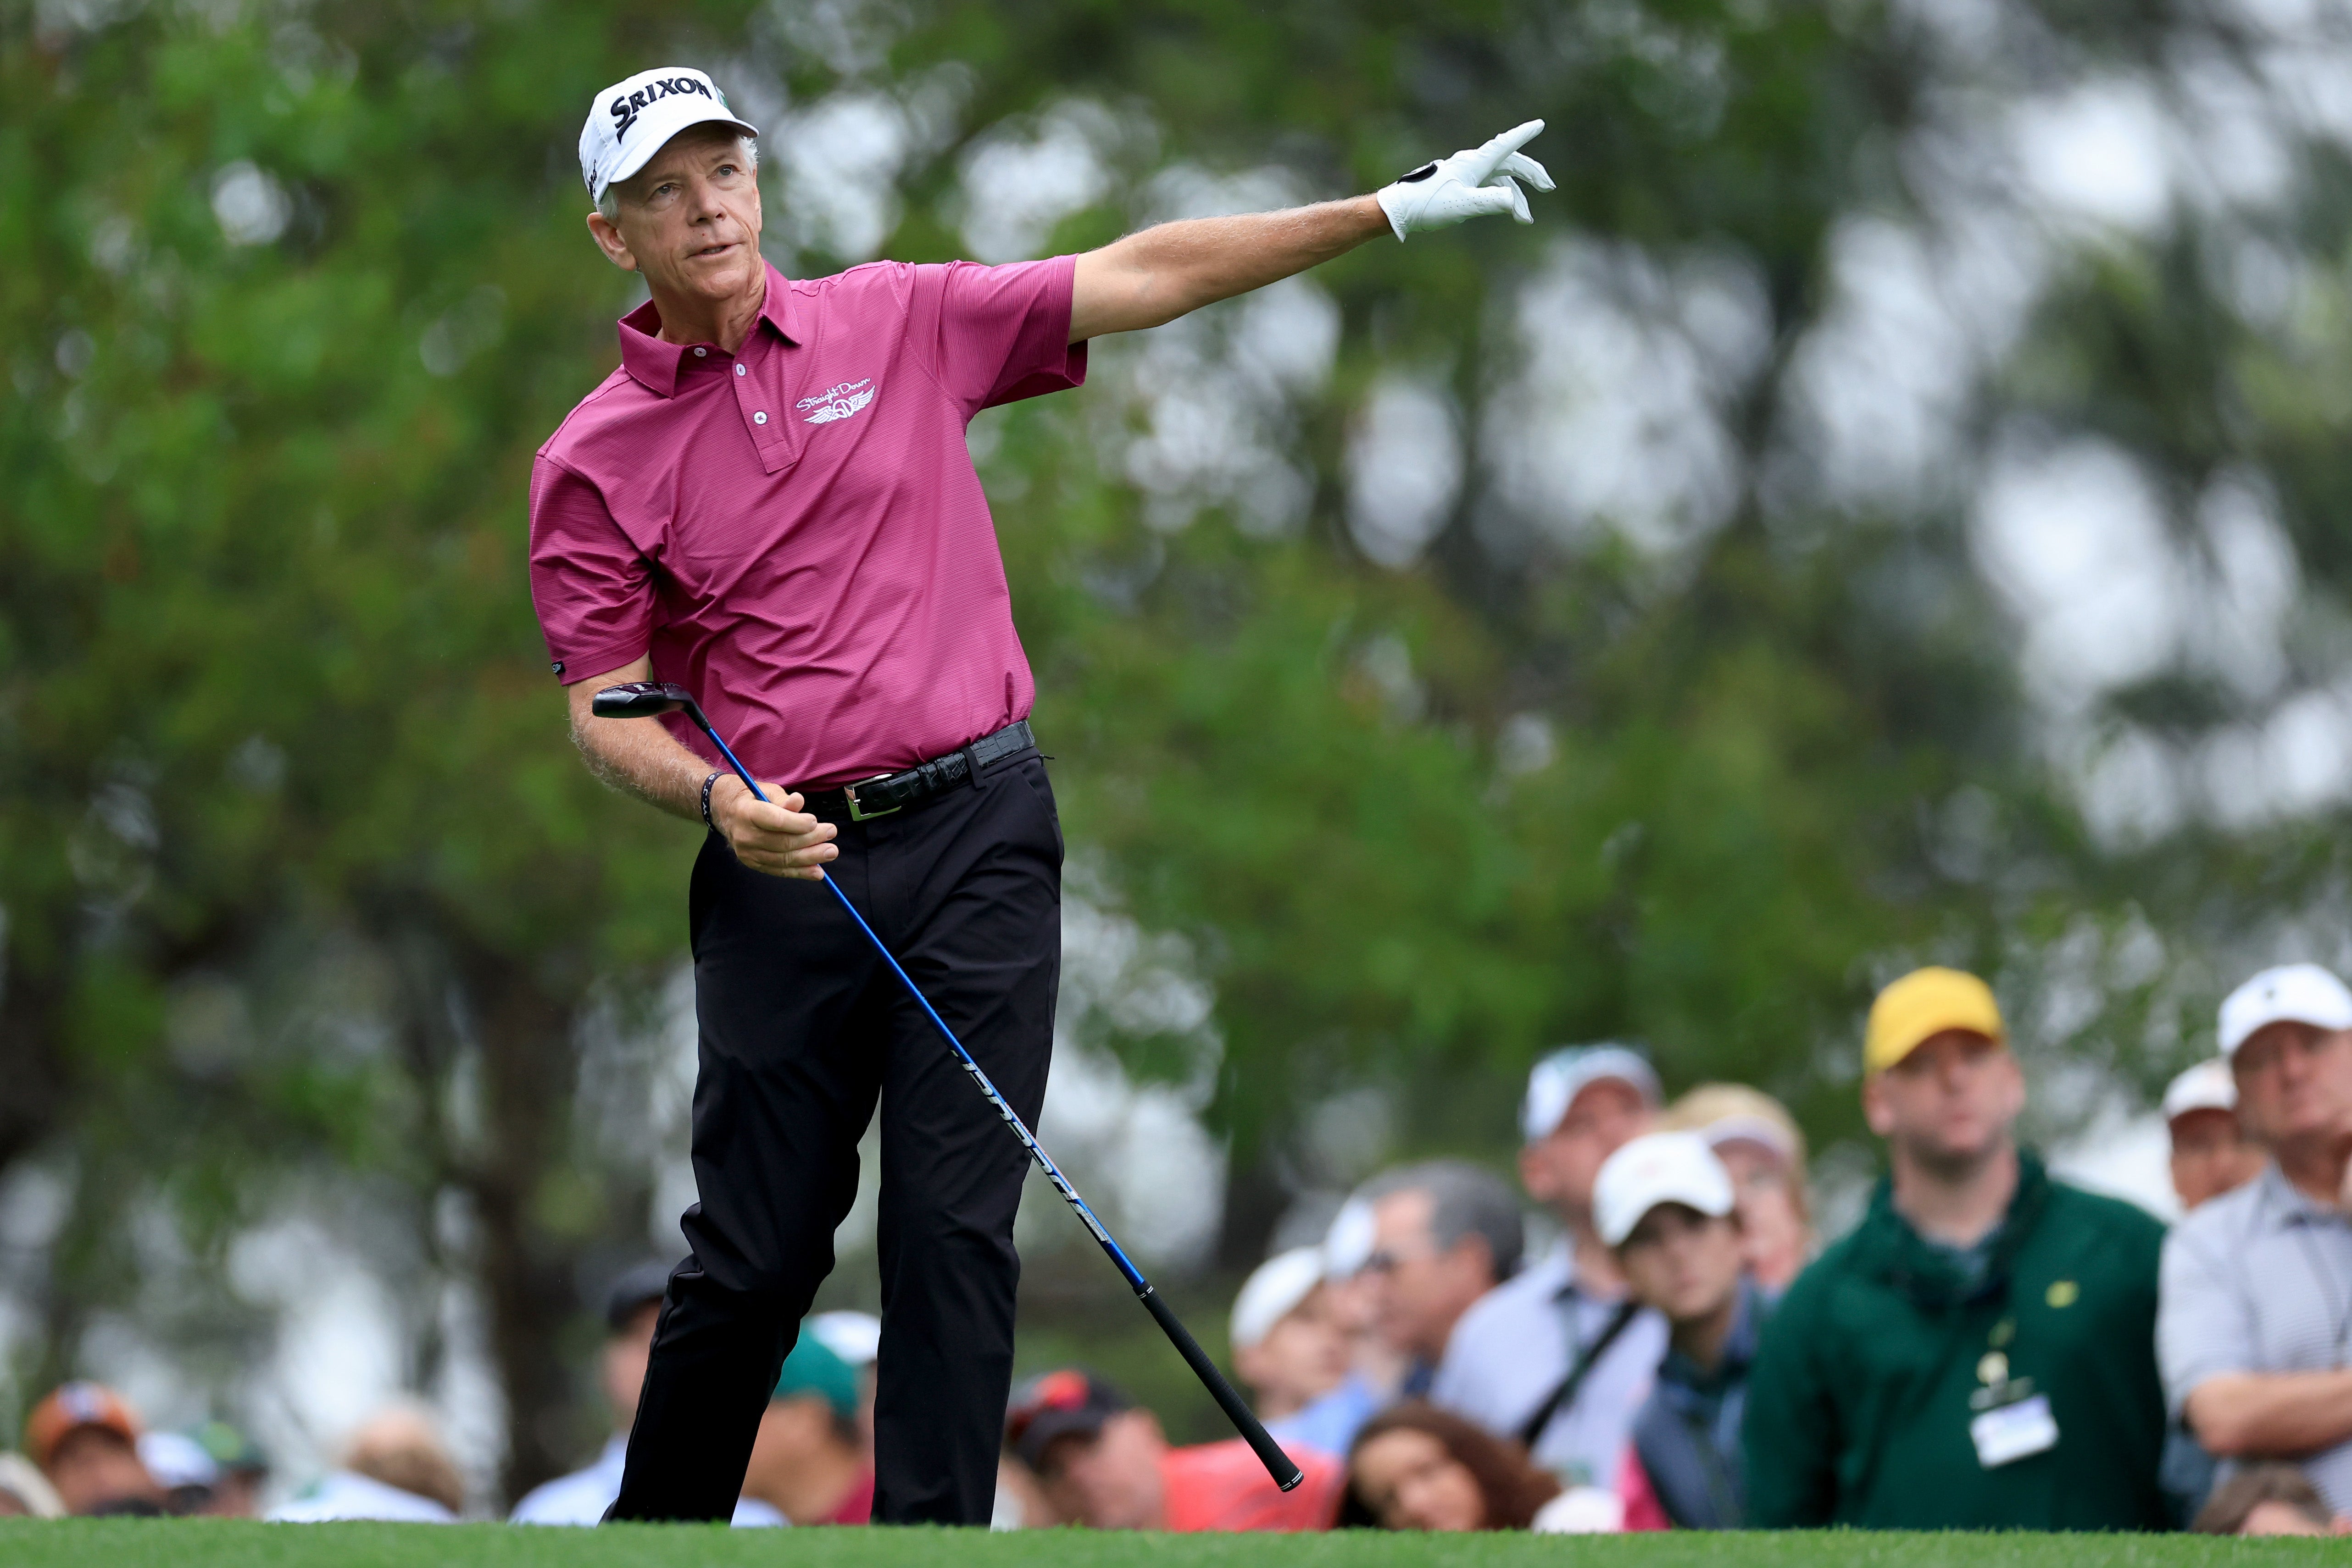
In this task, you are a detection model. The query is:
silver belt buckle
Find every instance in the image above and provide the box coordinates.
[842,773,902,822]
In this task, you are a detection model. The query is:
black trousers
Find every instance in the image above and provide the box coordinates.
[610,751,1062,1525]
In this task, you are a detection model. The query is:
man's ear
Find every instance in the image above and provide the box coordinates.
[586,210,639,272]
[1861,1073,1895,1139]
[1449,1233,1497,1290]
[1517,1141,1554,1204]
[1993,1049,2028,1125]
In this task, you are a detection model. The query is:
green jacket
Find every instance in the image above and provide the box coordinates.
[1743,1151,2169,1531]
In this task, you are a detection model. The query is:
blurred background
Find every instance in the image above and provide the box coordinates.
[6,0,2352,1513]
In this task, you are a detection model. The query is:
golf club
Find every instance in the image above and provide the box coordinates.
[591,680,1304,1492]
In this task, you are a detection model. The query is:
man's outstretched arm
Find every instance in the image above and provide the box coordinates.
[1068,121,1551,343]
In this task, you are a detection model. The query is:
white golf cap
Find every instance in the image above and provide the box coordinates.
[1521,1044,1662,1144]
[1593,1130,1735,1249]
[1229,1247,1326,1352]
[578,67,759,205]
[137,1430,221,1491]
[2161,1058,2236,1122]
[808,1309,882,1368]
[2218,963,2352,1057]
[1323,1195,1377,1278]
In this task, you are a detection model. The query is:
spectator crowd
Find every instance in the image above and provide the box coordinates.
[6,959,2352,1537]
[1001,959,2352,1538]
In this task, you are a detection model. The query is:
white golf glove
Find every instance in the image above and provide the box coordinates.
[1375,120,1554,241]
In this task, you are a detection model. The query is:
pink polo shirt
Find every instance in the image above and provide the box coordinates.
[528,257,1085,787]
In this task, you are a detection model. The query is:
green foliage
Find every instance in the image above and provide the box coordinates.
[7,0,2335,1501]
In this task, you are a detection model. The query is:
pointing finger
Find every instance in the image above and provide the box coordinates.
[1468,119,1546,175]
[1499,150,1555,193]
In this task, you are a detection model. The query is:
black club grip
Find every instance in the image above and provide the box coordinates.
[1136,1284,1305,1491]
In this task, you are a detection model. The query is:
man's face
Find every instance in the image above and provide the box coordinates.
[2169,1107,2266,1211]
[743,1395,849,1499]
[45,1427,159,1516]
[587,125,764,308]
[1862,1030,2024,1173]
[1038,1410,1167,1530]
[1617,1203,1744,1325]
[1232,1285,1350,1412]
[1518,1079,1652,1222]
[2233,1022,2352,1151]
[600,1301,660,1429]
[1362,1190,1495,1363]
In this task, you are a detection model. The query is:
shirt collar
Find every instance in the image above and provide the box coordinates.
[758,261,805,343]
[1548,1248,1636,1311]
[2256,1161,2341,1229]
[615,263,803,398]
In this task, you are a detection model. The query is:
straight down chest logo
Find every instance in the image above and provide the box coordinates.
[799,378,875,425]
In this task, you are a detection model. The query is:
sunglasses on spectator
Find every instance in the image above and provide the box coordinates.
[1362,1244,1441,1273]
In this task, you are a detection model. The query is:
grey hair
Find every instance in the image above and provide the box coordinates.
[596,133,759,223]
[1364,1160,1525,1282]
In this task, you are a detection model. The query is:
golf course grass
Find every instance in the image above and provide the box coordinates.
[0,1520,2339,1566]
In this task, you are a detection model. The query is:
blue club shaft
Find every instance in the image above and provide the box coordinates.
[689,710,1302,1491]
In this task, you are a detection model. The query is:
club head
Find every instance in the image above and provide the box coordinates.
[590,681,700,721]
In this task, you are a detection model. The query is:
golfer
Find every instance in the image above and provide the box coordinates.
[531,65,1551,1525]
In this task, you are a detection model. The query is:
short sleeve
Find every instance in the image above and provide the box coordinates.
[528,456,656,682]
[2158,1221,2254,1417]
[910,256,1088,417]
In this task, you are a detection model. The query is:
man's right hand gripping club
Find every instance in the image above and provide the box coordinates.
[709,773,839,879]
[567,658,839,880]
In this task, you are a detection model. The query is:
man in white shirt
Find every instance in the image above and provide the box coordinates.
[1353,1161,1524,1398]
[1431,1045,1666,1489]
[2163,964,2352,1515]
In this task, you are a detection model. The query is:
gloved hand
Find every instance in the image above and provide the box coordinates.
[1375,121,1554,241]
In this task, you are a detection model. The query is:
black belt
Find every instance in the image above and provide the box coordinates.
[799,720,1037,822]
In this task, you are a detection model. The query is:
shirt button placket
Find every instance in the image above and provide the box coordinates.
[736,347,772,452]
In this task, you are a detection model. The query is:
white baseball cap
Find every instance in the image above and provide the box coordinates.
[1323,1195,1377,1279]
[1521,1044,1662,1144]
[1229,1247,1326,1352]
[808,1309,881,1368]
[2218,963,2352,1057]
[1593,1131,1735,1249]
[138,1430,221,1491]
[578,67,759,206]
[2161,1058,2236,1122]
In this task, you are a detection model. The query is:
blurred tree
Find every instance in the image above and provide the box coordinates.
[0,0,713,1496]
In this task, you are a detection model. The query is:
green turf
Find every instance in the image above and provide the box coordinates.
[0,1521,2339,1566]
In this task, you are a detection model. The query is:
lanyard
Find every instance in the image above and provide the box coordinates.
[1970,1313,2029,1410]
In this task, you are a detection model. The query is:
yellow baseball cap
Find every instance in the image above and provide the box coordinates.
[1865,967,2005,1074]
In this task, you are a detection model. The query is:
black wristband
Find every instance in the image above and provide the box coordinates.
[700,770,723,832]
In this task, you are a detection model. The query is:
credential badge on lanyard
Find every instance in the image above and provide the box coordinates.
[1967,1314,2058,1468]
